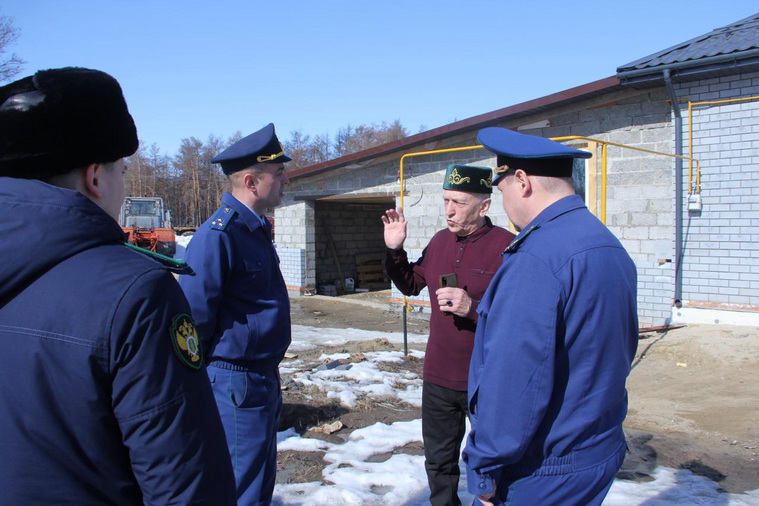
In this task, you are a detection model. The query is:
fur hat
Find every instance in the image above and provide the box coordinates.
[0,67,138,178]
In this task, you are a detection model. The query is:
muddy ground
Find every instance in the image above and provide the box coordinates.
[278,290,759,495]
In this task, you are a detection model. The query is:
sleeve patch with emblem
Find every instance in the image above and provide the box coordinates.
[170,313,204,370]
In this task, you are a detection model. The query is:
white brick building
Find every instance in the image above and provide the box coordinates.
[275,13,759,327]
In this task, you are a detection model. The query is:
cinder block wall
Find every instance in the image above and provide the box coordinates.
[275,200,314,293]
[589,93,675,326]
[277,245,306,289]
[314,201,388,287]
[675,71,759,310]
[494,88,675,325]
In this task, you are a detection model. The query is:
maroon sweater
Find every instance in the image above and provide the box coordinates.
[385,217,515,390]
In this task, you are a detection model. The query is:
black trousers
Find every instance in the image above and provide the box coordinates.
[422,381,469,506]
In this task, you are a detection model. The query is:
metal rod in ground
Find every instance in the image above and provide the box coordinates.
[403,298,408,356]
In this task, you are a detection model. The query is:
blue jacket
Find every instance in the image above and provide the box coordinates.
[179,192,291,367]
[463,195,638,495]
[0,178,236,505]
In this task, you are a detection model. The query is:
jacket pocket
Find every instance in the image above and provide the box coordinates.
[466,268,497,297]
[245,313,260,356]
[469,378,481,417]
[242,258,264,279]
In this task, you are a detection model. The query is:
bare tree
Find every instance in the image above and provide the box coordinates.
[283,129,312,169]
[145,143,170,197]
[373,120,407,145]
[174,137,204,226]
[284,130,335,170]
[334,124,356,158]
[170,135,229,227]
[310,133,332,165]
[0,14,25,83]
[335,120,408,157]
[125,142,173,200]
[200,134,227,220]
[286,120,408,169]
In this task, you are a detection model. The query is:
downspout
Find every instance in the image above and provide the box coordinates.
[663,69,683,308]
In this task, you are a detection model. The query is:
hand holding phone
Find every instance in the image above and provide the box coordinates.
[439,273,458,288]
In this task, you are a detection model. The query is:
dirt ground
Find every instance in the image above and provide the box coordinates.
[279,290,759,495]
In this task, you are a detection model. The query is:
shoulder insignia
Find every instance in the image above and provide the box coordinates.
[209,206,236,231]
[504,224,541,254]
[170,313,204,371]
[122,242,194,275]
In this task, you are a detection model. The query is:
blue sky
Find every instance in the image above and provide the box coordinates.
[3,1,757,156]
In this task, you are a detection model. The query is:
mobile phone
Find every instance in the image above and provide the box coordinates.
[439,273,458,288]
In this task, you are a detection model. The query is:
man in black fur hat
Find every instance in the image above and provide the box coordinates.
[0,67,236,504]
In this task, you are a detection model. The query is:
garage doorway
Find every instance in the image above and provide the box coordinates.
[314,195,394,295]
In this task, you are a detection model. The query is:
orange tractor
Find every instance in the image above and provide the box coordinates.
[119,196,177,258]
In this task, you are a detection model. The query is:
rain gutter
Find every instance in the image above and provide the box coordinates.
[617,48,759,84]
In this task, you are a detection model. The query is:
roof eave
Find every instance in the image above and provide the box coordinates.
[617,48,759,87]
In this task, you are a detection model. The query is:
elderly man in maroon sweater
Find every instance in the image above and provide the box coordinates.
[383,164,515,506]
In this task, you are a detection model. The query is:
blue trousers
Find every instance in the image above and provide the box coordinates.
[208,365,282,506]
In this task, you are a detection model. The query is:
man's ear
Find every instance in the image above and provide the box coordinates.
[243,171,258,194]
[514,169,532,197]
[479,197,492,216]
[82,163,105,199]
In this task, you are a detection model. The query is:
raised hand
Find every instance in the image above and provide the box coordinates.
[381,207,408,250]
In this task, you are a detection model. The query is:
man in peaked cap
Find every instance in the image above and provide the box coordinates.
[0,67,236,504]
[462,128,638,506]
[180,122,292,505]
[382,164,515,505]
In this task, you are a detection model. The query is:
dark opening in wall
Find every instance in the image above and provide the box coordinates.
[315,198,393,293]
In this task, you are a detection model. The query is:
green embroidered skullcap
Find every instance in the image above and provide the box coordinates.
[442,164,493,194]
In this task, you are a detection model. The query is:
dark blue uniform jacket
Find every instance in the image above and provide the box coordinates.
[464,195,639,495]
[0,178,236,505]
[179,192,291,367]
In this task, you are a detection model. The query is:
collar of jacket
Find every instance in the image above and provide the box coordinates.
[221,192,266,233]
[503,194,585,253]
[454,215,497,244]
